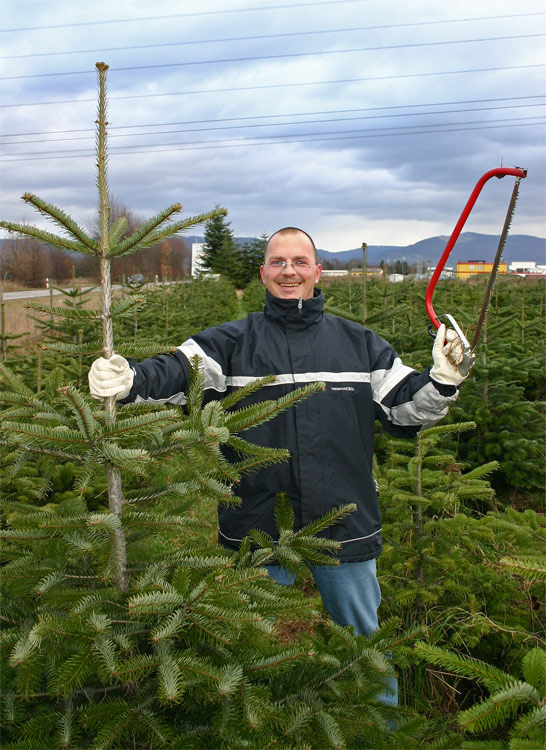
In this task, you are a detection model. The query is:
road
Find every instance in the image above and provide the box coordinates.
[1,286,97,301]
[1,281,179,301]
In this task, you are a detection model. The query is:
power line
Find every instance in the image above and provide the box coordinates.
[2,102,544,146]
[1,33,543,80]
[1,13,542,60]
[3,95,542,139]
[0,0,373,33]
[1,116,542,161]
[1,121,542,162]
[2,64,543,109]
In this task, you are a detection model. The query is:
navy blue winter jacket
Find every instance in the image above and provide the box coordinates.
[122,289,458,562]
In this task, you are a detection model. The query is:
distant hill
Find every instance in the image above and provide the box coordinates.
[316,232,546,267]
[187,232,545,266]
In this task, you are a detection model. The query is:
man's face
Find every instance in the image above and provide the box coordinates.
[260,232,321,300]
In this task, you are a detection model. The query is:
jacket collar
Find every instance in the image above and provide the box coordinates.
[264,288,324,329]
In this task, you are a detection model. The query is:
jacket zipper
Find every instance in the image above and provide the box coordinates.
[298,297,303,313]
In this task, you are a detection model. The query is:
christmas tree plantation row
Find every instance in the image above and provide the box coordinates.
[1,274,544,748]
[321,275,545,504]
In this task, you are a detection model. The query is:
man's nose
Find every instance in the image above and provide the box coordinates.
[282,261,297,275]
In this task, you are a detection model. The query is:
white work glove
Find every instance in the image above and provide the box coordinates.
[430,324,467,386]
[88,354,134,400]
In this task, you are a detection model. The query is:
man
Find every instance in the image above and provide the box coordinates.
[89,227,464,665]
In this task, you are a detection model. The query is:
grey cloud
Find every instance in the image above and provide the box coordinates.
[1,0,544,250]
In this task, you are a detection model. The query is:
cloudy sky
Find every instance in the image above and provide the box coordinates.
[1,0,544,251]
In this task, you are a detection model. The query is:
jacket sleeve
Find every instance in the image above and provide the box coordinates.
[119,323,238,406]
[366,329,459,437]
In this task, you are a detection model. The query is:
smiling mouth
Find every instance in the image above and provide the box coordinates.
[278,282,301,287]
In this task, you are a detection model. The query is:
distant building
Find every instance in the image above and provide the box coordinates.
[456,260,507,280]
[349,267,384,278]
[320,269,349,277]
[191,243,206,278]
[508,261,546,277]
[427,266,455,280]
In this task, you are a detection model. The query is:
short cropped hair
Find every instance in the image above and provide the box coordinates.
[265,227,317,261]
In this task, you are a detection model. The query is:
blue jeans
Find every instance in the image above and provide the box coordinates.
[267,559,398,706]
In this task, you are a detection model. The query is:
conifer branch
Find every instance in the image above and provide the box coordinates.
[57,385,98,442]
[108,216,128,245]
[226,435,279,459]
[0,220,97,255]
[225,382,325,432]
[0,439,83,461]
[500,557,546,581]
[458,681,541,732]
[21,193,97,250]
[418,421,476,440]
[23,301,103,320]
[0,362,37,399]
[116,208,229,256]
[414,642,515,692]
[109,295,147,318]
[109,204,183,257]
[115,340,179,357]
[292,503,357,538]
[37,340,103,355]
[220,375,278,409]
[101,411,178,439]
[2,421,91,446]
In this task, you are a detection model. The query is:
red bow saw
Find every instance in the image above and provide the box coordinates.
[425,166,527,376]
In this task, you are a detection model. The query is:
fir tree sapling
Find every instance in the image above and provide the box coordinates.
[0,62,227,590]
[200,208,245,287]
[1,355,410,748]
[375,419,545,722]
[0,62,412,749]
[239,234,268,288]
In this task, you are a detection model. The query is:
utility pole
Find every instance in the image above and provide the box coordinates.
[0,251,5,361]
[361,242,367,324]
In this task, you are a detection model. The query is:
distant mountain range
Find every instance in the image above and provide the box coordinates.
[315,232,546,267]
[186,232,545,267]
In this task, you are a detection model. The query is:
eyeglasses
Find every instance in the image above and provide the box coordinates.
[266,260,315,270]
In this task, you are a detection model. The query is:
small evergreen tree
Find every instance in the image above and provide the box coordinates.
[239,234,268,287]
[200,209,244,286]
[242,277,267,314]
[215,234,243,285]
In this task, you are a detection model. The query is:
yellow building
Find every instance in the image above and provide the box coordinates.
[349,267,384,278]
[456,260,507,280]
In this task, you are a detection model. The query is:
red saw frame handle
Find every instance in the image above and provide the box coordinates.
[425,166,527,330]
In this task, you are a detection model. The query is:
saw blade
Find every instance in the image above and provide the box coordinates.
[471,175,521,352]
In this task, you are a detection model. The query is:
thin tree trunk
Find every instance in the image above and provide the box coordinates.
[408,282,413,334]
[521,290,525,348]
[1,299,6,361]
[415,437,424,612]
[481,318,488,402]
[361,242,367,324]
[96,62,128,591]
[37,349,42,393]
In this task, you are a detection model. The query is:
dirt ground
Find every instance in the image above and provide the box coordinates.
[1,283,102,354]
[1,298,42,349]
